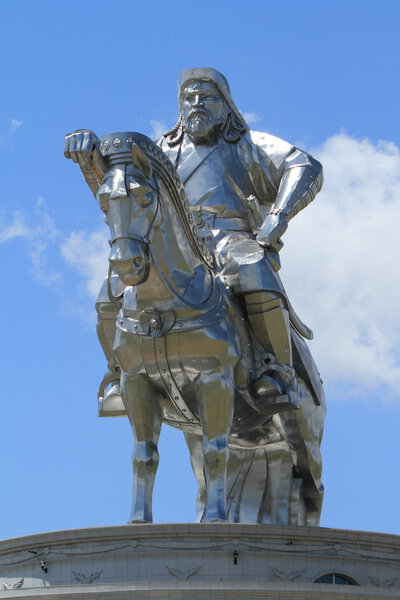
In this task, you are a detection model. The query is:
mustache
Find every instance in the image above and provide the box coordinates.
[188,108,210,119]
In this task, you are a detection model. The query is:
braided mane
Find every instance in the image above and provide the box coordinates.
[129,133,214,269]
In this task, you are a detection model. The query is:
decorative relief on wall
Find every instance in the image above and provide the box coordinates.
[72,570,103,584]
[269,568,305,582]
[166,566,202,580]
[368,574,398,588]
[1,578,24,590]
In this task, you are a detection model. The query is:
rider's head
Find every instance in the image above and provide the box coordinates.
[164,68,248,146]
[181,80,227,143]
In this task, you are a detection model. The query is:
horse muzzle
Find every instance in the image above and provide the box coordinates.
[109,238,150,286]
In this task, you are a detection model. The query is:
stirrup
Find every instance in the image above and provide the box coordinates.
[252,359,299,416]
[253,373,284,398]
[98,372,125,417]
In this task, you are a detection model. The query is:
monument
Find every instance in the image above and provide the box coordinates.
[0,68,398,599]
[63,67,326,528]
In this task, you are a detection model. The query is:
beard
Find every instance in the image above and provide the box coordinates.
[185,111,225,143]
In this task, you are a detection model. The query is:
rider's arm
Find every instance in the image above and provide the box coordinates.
[64,130,107,197]
[252,137,323,250]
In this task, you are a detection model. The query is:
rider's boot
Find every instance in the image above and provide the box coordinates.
[244,291,298,413]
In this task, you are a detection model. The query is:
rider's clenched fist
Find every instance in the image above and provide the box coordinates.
[64,129,105,195]
[64,129,100,169]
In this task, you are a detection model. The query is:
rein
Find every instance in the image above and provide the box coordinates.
[106,187,160,303]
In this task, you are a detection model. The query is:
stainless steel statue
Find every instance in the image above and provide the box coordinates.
[64,68,326,526]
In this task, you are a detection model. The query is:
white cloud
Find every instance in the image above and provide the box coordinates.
[0,198,61,284]
[241,111,260,125]
[10,118,23,134]
[61,228,109,299]
[0,211,29,242]
[0,117,23,144]
[150,119,167,140]
[29,198,61,284]
[0,196,106,301]
[252,130,400,398]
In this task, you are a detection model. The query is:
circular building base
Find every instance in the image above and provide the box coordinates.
[0,524,399,599]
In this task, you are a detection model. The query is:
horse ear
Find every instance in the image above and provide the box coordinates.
[131,144,153,180]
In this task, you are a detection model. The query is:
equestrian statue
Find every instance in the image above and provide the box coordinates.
[64,68,326,526]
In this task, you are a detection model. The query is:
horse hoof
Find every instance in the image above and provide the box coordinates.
[201,511,227,523]
[127,519,152,524]
[202,518,227,523]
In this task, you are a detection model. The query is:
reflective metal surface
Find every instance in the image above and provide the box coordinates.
[64,68,326,526]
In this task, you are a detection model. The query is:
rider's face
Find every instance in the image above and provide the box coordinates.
[181,81,226,142]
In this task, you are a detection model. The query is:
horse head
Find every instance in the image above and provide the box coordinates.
[96,133,158,286]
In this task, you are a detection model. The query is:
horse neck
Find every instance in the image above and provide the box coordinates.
[135,180,213,311]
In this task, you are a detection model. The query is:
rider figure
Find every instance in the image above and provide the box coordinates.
[157,68,323,400]
[70,68,323,408]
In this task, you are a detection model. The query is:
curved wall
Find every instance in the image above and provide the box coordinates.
[0,524,399,599]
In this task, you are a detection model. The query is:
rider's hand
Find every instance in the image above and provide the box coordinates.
[256,212,287,251]
[64,129,100,170]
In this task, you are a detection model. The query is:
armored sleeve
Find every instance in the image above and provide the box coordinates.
[269,149,323,221]
[248,132,323,221]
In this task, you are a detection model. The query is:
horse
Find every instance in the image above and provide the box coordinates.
[70,130,326,525]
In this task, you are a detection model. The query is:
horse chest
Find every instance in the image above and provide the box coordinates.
[114,309,240,428]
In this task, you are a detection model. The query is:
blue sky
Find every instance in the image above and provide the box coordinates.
[1,0,400,540]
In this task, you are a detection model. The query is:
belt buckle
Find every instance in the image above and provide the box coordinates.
[194,209,216,230]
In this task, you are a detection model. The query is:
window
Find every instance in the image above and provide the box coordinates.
[314,573,358,585]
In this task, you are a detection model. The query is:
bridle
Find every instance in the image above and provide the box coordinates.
[106,186,160,302]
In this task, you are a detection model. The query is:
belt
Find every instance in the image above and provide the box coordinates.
[193,211,250,232]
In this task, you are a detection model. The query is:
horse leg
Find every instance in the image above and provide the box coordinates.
[194,367,234,522]
[184,432,207,522]
[121,372,164,524]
